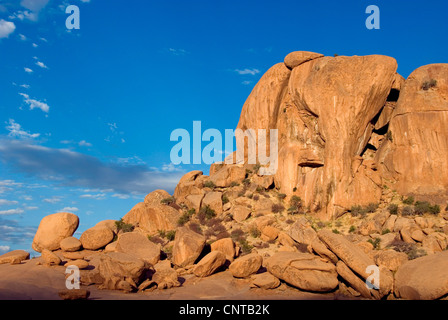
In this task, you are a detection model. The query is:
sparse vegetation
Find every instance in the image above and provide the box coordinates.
[386,131,393,142]
[188,222,203,235]
[166,230,176,241]
[198,205,216,224]
[203,181,216,189]
[115,218,134,233]
[242,178,251,186]
[249,225,261,238]
[349,225,356,233]
[288,196,304,215]
[368,237,381,250]
[177,208,195,226]
[382,229,391,235]
[366,203,379,213]
[403,196,415,205]
[229,181,240,187]
[421,79,437,91]
[401,205,415,216]
[350,205,367,218]
[332,229,340,234]
[148,235,165,245]
[277,193,287,200]
[222,195,229,204]
[271,203,285,213]
[390,239,427,260]
[161,196,176,205]
[388,203,399,215]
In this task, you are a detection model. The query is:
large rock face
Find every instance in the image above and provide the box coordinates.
[395,251,448,300]
[377,63,448,204]
[115,232,161,266]
[235,52,399,220]
[172,227,206,267]
[32,212,79,252]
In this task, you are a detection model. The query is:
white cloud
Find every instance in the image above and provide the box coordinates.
[19,92,50,113]
[24,67,33,73]
[60,206,78,212]
[80,0,91,2]
[20,84,30,89]
[242,80,253,85]
[234,68,260,76]
[162,163,183,172]
[80,193,106,200]
[0,208,24,215]
[24,206,38,210]
[0,19,16,39]
[5,119,40,139]
[0,200,19,206]
[78,140,92,147]
[168,48,188,56]
[39,37,47,42]
[35,61,48,69]
[19,0,50,21]
[32,43,38,48]
[112,194,130,200]
[19,33,27,41]
[43,197,62,204]
[0,245,10,253]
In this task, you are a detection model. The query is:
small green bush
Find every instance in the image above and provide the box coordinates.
[332,229,340,234]
[277,193,287,200]
[166,230,176,241]
[198,205,216,224]
[229,181,240,187]
[160,196,175,205]
[382,228,391,235]
[350,205,367,218]
[401,205,415,216]
[402,196,415,205]
[366,203,379,213]
[203,181,216,188]
[249,225,261,238]
[222,195,229,204]
[242,178,251,186]
[177,208,195,226]
[368,238,381,250]
[388,204,399,215]
[115,218,134,233]
[349,226,356,233]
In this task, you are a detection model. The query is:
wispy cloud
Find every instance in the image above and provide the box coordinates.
[0,208,24,215]
[35,61,48,69]
[19,93,50,113]
[42,196,62,204]
[0,199,19,206]
[80,193,106,200]
[5,119,40,139]
[167,48,188,56]
[60,206,78,212]
[0,19,15,38]
[19,33,27,41]
[234,68,260,76]
[24,67,33,73]
[242,80,253,85]
[0,217,36,246]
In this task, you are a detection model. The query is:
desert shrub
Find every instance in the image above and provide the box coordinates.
[290,195,302,207]
[249,225,261,238]
[288,196,304,215]
[166,230,176,241]
[349,225,356,233]
[198,205,216,224]
[332,229,340,234]
[386,131,393,142]
[177,209,195,226]
[245,168,253,175]
[253,242,269,249]
[388,204,399,215]
[158,230,166,238]
[390,239,426,260]
[402,196,415,205]
[421,79,437,90]
[253,194,259,201]
[253,164,261,173]
[188,222,203,235]
[247,193,254,199]
[350,205,367,218]
[203,181,216,188]
[239,239,253,254]
[230,228,245,242]
[382,229,391,235]
[161,196,175,205]
[272,203,285,213]
[414,201,430,215]
[148,235,165,245]
[366,203,379,213]
[368,237,381,250]
[215,230,231,240]
[115,218,134,233]
[256,186,264,193]
[277,193,287,200]
[222,195,229,205]
[293,187,297,192]
[285,219,294,225]
[429,204,441,215]
[401,205,415,216]
[229,181,240,187]
[242,178,251,186]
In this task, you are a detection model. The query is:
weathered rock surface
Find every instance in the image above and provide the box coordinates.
[395,251,448,300]
[210,238,236,261]
[172,227,206,267]
[284,51,324,70]
[41,249,61,266]
[80,226,114,251]
[115,232,161,266]
[377,64,448,205]
[32,212,79,252]
[251,272,281,289]
[58,289,90,300]
[0,250,30,265]
[193,251,226,277]
[266,251,338,292]
[229,253,263,278]
[60,237,82,252]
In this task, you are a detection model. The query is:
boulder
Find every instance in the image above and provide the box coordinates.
[284,51,324,70]
[0,250,30,265]
[64,259,89,270]
[374,249,408,272]
[60,237,82,252]
[193,251,226,277]
[261,226,279,241]
[377,63,448,205]
[232,205,251,222]
[229,253,263,278]
[172,227,206,267]
[41,249,61,266]
[266,251,338,292]
[209,165,246,188]
[318,229,376,281]
[32,212,79,252]
[201,191,223,215]
[115,232,161,266]
[122,202,180,234]
[95,220,118,234]
[144,189,172,207]
[288,218,318,246]
[185,194,204,212]
[98,252,147,290]
[251,272,281,289]
[210,238,236,261]
[152,264,181,289]
[80,226,114,250]
[395,251,448,300]
[336,260,373,298]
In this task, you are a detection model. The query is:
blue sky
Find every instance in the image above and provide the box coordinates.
[0,0,447,255]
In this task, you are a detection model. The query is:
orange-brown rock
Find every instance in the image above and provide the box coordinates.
[172,227,206,267]
[32,212,79,252]
[115,232,161,266]
[377,64,448,205]
[284,51,324,70]
[210,238,236,261]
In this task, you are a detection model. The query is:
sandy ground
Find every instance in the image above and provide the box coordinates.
[0,257,340,300]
